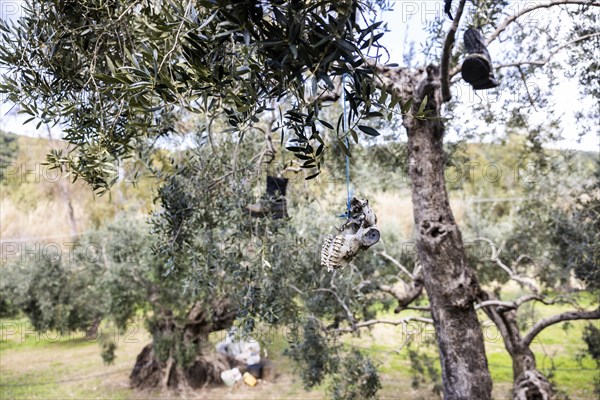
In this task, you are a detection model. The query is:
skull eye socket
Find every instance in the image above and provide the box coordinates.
[361,228,380,248]
[367,230,380,241]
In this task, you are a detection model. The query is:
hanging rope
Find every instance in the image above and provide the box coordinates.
[321,74,381,271]
[341,74,352,216]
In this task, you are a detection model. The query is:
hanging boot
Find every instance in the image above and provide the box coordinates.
[461,28,499,90]
[266,175,288,219]
[444,0,454,20]
[245,176,289,219]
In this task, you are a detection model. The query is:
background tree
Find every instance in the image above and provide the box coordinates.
[0,130,18,183]
[0,217,151,355]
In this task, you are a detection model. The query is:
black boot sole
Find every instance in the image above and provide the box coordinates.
[462,55,499,90]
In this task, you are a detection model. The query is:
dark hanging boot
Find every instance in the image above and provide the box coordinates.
[461,28,499,90]
[445,0,454,20]
[266,175,288,219]
[245,176,289,219]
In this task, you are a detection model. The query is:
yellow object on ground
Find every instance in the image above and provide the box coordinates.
[243,372,258,387]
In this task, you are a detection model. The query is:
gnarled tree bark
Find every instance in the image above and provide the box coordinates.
[478,291,553,400]
[401,66,493,399]
[130,298,238,391]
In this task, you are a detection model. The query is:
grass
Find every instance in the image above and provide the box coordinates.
[1,301,598,400]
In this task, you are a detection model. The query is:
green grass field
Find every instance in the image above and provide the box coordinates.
[1,295,598,400]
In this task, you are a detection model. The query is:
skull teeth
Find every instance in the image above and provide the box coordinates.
[321,234,345,271]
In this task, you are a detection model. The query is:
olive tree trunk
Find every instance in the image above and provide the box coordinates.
[478,291,553,400]
[130,299,238,391]
[402,66,493,399]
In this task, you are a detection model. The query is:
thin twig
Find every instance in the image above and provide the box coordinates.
[336,316,434,333]
[494,32,600,70]
[517,66,538,110]
[378,251,414,280]
[157,1,192,73]
[486,1,599,46]
[315,288,356,330]
[475,294,553,311]
[476,237,540,293]
[440,0,468,102]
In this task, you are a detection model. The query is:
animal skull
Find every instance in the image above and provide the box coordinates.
[321,198,380,271]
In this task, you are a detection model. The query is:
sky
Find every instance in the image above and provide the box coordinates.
[0,0,598,152]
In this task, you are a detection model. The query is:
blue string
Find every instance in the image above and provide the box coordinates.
[341,74,352,218]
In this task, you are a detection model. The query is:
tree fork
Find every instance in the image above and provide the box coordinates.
[478,290,552,400]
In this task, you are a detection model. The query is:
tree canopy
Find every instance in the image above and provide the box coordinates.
[0,0,401,191]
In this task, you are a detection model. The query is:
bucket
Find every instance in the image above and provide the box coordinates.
[221,367,242,387]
